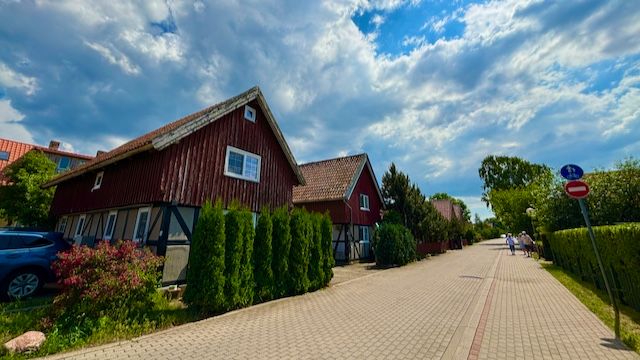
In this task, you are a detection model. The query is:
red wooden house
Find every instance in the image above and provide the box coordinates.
[43,86,304,284]
[293,154,383,262]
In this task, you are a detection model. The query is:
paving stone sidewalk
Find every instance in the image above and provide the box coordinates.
[41,239,637,360]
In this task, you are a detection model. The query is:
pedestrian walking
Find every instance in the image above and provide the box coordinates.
[506,233,516,255]
[518,231,527,255]
[522,231,534,257]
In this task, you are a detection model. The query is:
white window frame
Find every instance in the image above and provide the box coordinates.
[104,211,118,240]
[359,194,370,211]
[224,146,261,182]
[92,171,104,191]
[359,226,370,243]
[58,216,68,233]
[74,214,86,237]
[244,105,256,122]
[133,207,151,243]
[57,156,71,171]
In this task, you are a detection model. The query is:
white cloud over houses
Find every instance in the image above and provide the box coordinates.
[0,0,638,219]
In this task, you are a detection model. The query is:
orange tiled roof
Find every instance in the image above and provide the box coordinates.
[0,138,34,175]
[293,154,367,203]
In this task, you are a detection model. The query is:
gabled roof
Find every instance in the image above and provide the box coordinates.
[43,86,304,188]
[293,153,383,204]
[431,199,454,221]
[0,138,93,175]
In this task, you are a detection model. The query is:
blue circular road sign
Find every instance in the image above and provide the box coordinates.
[560,164,584,180]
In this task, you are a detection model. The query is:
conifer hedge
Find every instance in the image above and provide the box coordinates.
[373,223,416,266]
[224,207,244,310]
[288,209,311,295]
[321,214,335,283]
[307,213,324,291]
[272,206,292,297]
[239,209,255,307]
[253,208,274,302]
[183,201,226,314]
[548,223,640,311]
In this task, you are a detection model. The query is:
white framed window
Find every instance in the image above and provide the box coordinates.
[244,105,256,122]
[74,215,86,237]
[224,146,261,182]
[133,207,151,243]
[359,194,370,211]
[92,171,104,191]
[104,211,118,240]
[359,226,370,243]
[57,156,71,172]
[58,216,68,233]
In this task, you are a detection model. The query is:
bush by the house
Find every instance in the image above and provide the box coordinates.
[51,240,163,327]
[373,223,416,266]
[548,223,640,311]
[253,208,274,302]
[321,214,335,283]
[288,209,311,295]
[183,200,226,314]
[307,213,325,291]
[224,206,245,310]
[272,206,291,297]
[239,209,255,307]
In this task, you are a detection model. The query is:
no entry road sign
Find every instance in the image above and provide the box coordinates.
[560,164,584,180]
[564,180,590,199]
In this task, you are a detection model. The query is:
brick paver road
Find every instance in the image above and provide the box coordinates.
[43,239,637,359]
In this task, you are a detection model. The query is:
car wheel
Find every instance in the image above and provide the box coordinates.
[3,270,43,299]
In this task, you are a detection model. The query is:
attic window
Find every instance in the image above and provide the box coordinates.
[359,194,370,211]
[92,171,104,191]
[0,151,9,161]
[244,105,256,122]
[224,146,261,182]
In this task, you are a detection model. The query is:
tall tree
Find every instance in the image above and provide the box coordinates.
[381,163,412,226]
[0,151,56,227]
[478,155,549,204]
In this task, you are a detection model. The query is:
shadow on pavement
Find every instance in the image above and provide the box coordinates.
[600,338,632,351]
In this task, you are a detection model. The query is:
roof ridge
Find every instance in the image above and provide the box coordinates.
[298,153,366,167]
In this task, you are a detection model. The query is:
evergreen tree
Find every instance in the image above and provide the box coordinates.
[271,206,291,297]
[224,207,244,310]
[307,213,324,291]
[288,209,310,295]
[321,214,335,285]
[239,208,255,307]
[253,208,274,302]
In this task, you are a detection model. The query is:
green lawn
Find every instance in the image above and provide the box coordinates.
[543,263,640,353]
[0,294,198,359]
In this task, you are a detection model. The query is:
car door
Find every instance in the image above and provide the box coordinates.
[0,234,31,273]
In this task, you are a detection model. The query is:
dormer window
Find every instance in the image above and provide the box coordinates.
[244,105,256,122]
[93,171,104,191]
[0,151,9,161]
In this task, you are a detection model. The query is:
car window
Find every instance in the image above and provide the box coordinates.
[0,234,11,250]
[20,235,53,248]
[0,235,22,250]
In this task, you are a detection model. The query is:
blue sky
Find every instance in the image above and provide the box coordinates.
[0,0,639,220]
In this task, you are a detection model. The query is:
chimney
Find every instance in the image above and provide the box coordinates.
[96,150,106,157]
[49,140,60,150]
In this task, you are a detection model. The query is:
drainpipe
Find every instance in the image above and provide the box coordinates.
[344,199,353,263]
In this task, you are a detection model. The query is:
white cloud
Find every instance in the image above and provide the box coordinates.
[0,62,37,95]
[0,99,33,143]
[84,41,141,75]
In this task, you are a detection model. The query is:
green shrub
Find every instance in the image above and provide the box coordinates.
[239,208,255,307]
[373,223,416,266]
[307,213,325,291]
[288,209,311,295]
[253,208,274,302]
[548,223,640,311]
[184,200,226,314]
[224,207,244,310]
[272,206,291,297]
[321,214,335,285]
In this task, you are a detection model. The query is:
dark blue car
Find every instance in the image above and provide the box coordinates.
[0,231,70,300]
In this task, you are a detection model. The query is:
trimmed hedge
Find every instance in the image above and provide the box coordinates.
[272,206,292,298]
[239,208,255,307]
[308,213,325,291]
[253,208,274,302]
[183,200,226,314]
[288,209,311,295]
[321,214,335,283]
[224,207,244,310]
[548,223,640,311]
[373,223,416,266]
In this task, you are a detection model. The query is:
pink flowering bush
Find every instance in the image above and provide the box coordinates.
[51,240,163,326]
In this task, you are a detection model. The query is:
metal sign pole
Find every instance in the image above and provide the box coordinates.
[577,198,619,339]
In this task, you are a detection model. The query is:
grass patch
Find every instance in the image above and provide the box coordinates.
[0,293,200,359]
[543,263,640,353]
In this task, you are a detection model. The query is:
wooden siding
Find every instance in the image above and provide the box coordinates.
[50,100,297,216]
[297,200,347,223]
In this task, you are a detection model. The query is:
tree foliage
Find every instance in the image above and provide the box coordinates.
[321,213,335,283]
[224,207,245,310]
[288,209,311,295]
[307,213,324,291]
[271,206,291,298]
[253,208,274,302]
[478,155,550,204]
[0,151,57,227]
[372,223,416,266]
[183,200,226,314]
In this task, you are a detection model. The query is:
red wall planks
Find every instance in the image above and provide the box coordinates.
[50,100,298,215]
